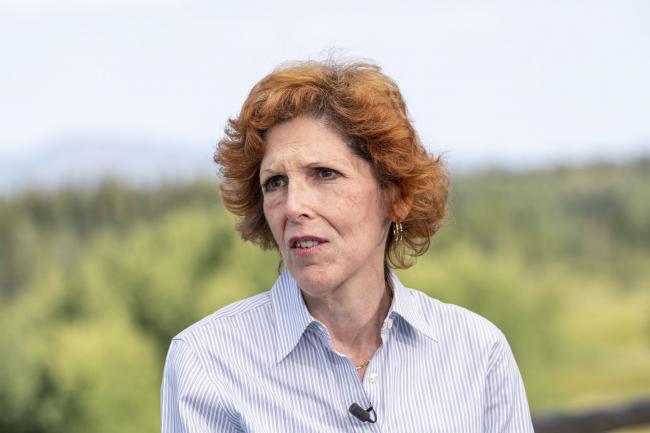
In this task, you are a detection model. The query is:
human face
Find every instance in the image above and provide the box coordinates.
[260,116,391,298]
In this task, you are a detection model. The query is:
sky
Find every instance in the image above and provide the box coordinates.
[1,0,649,174]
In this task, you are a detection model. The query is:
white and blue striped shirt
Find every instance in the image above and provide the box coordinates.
[161,270,534,432]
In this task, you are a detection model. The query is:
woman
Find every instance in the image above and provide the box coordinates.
[161,59,534,432]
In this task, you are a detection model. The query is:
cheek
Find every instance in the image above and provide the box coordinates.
[328,186,386,233]
[354,182,386,216]
[263,199,282,239]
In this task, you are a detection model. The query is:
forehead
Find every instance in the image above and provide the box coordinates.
[260,117,361,170]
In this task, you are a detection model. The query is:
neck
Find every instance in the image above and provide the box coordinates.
[301,265,392,360]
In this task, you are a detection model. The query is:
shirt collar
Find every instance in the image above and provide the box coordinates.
[271,269,316,363]
[388,271,438,342]
[271,269,438,363]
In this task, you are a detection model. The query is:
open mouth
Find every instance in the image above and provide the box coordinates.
[294,240,321,249]
[290,237,328,250]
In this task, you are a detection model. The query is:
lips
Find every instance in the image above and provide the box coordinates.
[289,236,329,249]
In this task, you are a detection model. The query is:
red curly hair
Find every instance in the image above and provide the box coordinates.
[215,59,448,268]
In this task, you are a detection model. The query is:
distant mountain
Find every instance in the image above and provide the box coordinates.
[0,135,216,193]
[2,134,649,194]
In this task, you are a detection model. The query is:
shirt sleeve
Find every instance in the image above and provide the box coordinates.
[483,334,535,433]
[161,338,240,433]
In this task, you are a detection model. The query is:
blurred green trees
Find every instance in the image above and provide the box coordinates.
[0,159,649,432]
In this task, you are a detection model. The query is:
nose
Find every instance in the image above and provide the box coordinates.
[284,178,313,221]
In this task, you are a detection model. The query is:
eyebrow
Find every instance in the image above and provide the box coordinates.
[259,157,356,182]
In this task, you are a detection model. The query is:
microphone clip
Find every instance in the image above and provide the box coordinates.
[348,403,377,423]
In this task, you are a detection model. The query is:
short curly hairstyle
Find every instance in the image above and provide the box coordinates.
[215,59,448,269]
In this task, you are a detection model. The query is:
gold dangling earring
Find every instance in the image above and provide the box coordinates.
[392,222,403,242]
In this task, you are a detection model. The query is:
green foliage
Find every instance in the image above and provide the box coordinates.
[0,160,649,432]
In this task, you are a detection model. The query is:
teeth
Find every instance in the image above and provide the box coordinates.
[297,240,320,248]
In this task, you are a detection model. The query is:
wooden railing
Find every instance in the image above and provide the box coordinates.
[533,397,650,433]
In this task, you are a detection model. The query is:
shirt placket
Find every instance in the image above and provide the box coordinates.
[311,321,383,433]
[364,314,395,429]
[344,313,396,433]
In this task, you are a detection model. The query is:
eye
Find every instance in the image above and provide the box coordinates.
[262,175,286,192]
[317,167,341,180]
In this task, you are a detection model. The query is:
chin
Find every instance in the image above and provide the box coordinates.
[288,266,339,296]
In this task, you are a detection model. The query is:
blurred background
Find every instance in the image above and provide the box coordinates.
[1,1,649,432]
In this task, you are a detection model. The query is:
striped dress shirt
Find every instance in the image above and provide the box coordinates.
[161,270,534,432]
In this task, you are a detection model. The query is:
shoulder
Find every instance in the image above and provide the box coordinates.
[409,288,506,349]
[173,290,274,348]
[162,290,277,403]
[406,289,534,429]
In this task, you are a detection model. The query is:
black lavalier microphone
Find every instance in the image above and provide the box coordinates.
[348,403,377,423]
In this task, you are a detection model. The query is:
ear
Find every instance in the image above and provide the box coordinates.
[384,183,412,222]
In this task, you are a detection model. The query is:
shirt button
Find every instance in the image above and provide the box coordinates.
[387,319,394,329]
[368,372,378,384]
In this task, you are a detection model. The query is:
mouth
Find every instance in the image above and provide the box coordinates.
[289,236,329,250]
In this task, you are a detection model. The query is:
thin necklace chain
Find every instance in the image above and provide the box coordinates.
[355,358,370,370]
